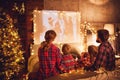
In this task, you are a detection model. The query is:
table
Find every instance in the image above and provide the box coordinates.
[45,69,98,80]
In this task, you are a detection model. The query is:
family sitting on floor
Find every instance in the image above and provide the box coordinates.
[28,29,116,80]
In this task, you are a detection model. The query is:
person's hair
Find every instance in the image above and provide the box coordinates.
[88,45,98,57]
[62,44,71,55]
[88,45,98,64]
[44,30,56,43]
[97,29,109,42]
[40,30,56,51]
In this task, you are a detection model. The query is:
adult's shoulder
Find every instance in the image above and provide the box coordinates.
[51,43,59,49]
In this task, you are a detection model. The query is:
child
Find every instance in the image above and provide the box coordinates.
[82,45,98,71]
[80,52,91,67]
[62,44,76,72]
[88,45,98,65]
[38,30,65,80]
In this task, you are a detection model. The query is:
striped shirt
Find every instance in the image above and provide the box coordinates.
[62,54,76,72]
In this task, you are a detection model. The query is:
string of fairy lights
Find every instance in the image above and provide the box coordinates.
[80,21,97,52]
[31,10,115,55]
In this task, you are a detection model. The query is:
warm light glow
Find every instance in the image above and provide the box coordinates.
[16,58,20,62]
[104,24,114,35]
[33,10,81,44]
[69,71,72,74]
[34,23,36,32]
[0,11,25,79]
[87,34,100,46]
[32,10,100,54]
[75,45,84,54]
[80,21,98,51]
[89,0,109,5]
[31,52,35,55]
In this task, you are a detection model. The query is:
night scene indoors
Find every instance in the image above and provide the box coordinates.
[0,0,120,80]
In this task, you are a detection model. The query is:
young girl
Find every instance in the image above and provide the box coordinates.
[62,44,76,72]
[82,45,98,71]
[38,30,65,80]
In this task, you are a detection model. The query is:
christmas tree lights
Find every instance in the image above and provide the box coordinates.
[0,9,25,80]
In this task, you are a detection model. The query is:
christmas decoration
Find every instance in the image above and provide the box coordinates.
[12,2,25,14]
[80,21,96,51]
[0,9,25,80]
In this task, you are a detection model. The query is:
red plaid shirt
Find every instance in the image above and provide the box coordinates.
[62,54,76,72]
[38,43,64,79]
[80,52,91,67]
[94,41,115,71]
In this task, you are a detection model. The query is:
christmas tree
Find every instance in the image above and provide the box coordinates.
[0,9,25,80]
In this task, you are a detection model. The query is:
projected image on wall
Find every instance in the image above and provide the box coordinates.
[33,10,81,44]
